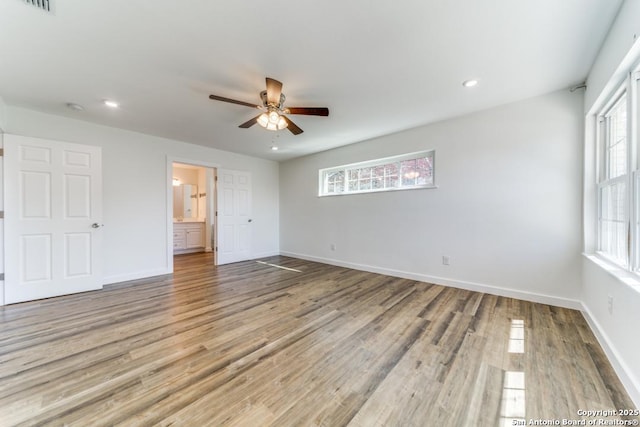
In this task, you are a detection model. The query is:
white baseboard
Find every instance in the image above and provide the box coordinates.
[581,303,640,408]
[279,251,582,310]
[0,281,4,306]
[102,268,171,286]
[252,250,281,259]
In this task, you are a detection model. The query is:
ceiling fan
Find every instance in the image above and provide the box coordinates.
[208,77,329,135]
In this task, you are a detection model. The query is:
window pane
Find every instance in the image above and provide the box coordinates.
[599,181,627,265]
[372,176,383,189]
[372,165,385,179]
[318,150,435,196]
[347,169,358,191]
[325,170,344,194]
[635,174,640,271]
[384,163,399,188]
[415,156,434,186]
[606,95,627,179]
[401,159,418,187]
[360,178,371,190]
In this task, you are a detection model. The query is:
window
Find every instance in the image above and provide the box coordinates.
[598,92,629,266]
[595,68,640,270]
[319,150,435,196]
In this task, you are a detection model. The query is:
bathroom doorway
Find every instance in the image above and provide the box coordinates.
[166,158,218,272]
[172,163,214,255]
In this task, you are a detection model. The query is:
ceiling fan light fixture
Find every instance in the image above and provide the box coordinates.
[268,111,280,124]
[276,116,288,130]
[257,111,288,131]
[257,113,269,127]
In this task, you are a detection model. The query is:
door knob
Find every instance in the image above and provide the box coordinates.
[91,223,103,228]
[248,219,253,223]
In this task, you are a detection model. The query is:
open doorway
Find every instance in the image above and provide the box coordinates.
[166,158,218,272]
[172,163,215,256]
[165,158,254,273]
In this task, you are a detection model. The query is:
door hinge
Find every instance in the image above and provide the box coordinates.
[215,211,218,217]
[0,148,4,157]
[215,246,218,251]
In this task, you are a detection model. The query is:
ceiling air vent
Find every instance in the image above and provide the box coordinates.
[23,0,52,13]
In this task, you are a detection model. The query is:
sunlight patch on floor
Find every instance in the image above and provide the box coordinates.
[256,260,302,272]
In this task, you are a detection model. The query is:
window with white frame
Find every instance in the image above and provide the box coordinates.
[598,91,629,266]
[319,150,435,196]
[596,68,640,269]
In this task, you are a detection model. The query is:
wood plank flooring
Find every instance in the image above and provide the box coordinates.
[0,253,637,426]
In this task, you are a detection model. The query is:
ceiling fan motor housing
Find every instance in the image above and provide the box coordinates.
[260,90,285,109]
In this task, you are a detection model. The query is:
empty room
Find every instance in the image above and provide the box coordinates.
[0,1,639,426]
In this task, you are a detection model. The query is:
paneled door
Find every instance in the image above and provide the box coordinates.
[4,135,103,304]
[216,169,252,265]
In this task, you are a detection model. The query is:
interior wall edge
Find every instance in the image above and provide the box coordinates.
[581,302,640,408]
[279,251,582,310]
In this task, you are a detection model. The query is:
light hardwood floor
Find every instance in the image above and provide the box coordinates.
[0,254,637,426]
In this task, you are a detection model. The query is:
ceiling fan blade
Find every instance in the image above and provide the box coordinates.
[209,94,260,109]
[238,114,262,128]
[282,116,303,135]
[285,107,329,116]
[266,78,283,106]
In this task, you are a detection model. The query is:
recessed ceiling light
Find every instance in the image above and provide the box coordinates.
[103,99,119,108]
[462,79,479,88]
[271,146,279,151]
[66,102,84,111]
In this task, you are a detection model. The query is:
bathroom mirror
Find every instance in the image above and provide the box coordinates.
[173,184,198,219]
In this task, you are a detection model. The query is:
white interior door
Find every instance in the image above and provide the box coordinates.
[4,135,103,304]
[216,169,252,264]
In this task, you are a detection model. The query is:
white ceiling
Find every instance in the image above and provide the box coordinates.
[0,0,623,161]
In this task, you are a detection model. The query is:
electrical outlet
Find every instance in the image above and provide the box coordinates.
[442,256,450,266]
[330,243,336,251]
[607,295,614,315]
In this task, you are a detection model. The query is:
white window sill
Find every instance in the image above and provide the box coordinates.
[319,185,438,197]
[583,253,640,292]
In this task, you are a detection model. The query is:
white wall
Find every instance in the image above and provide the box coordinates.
[5,106,279,284]
[0,96,7,131]
[585,0,640,112]
[582,0,640,407]
[280,89,584,307]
